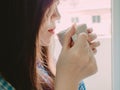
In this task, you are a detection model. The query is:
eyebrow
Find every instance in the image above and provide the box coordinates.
[55,0,60,5]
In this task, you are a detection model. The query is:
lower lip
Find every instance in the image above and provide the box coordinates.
[48,29,55,34]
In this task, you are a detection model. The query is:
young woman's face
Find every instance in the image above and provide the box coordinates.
[39,0,60,46]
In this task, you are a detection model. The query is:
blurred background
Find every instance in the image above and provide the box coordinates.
[52,0,112,90]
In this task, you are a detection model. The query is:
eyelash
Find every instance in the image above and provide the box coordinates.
[48,8,58,18]
[52,8,57,16]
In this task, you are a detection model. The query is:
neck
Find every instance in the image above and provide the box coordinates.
[48,57,56,76]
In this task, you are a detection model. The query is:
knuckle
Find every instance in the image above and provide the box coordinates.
[88,33,97,41]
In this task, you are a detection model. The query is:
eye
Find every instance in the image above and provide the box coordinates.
[51,7,59,18]
[52,9,57,17]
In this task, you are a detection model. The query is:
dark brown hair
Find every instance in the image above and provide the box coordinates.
[0,0,55,90]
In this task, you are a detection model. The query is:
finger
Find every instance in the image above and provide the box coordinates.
[63,24,76,49]
[90,41,100,48]
[88,33,97,42]
[87,28,93,34]
[70,40,74,47]
[92,48,97,54]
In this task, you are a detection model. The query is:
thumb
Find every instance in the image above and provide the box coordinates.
[63,24,76,49]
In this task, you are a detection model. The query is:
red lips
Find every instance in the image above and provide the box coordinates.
[48,29,55,34]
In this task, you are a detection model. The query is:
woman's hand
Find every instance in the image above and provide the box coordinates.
[55,25,100,90]
[87,28,100,54]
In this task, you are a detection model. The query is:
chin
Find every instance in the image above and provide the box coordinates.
[40,36,52,46]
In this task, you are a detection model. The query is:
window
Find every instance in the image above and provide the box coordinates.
[92,15,101,23]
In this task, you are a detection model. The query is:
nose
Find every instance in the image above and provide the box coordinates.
[52,8,61,21]
[55,8,61,20]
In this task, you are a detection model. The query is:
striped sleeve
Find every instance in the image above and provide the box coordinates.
[78,81,86,90]
[0,75,15,90]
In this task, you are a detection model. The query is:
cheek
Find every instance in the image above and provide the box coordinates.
[38,17,53,46]
[39,23,51,39]
[38,28,52,46]
[40,31,51,40]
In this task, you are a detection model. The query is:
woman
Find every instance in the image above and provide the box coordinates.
[0,0,100,90]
